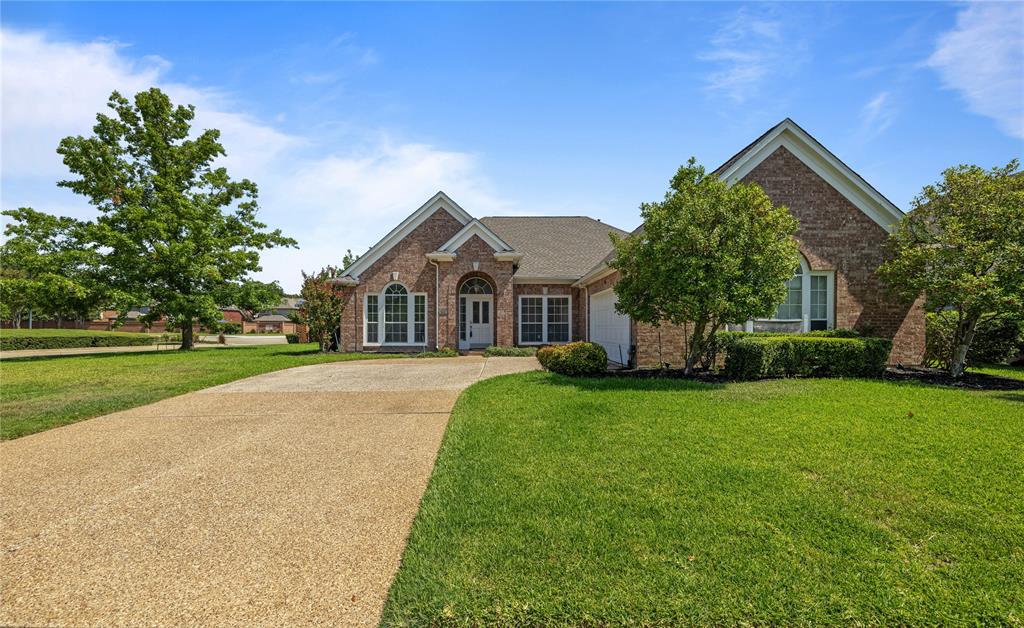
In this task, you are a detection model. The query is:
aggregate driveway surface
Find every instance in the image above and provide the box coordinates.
[0,356,539,627]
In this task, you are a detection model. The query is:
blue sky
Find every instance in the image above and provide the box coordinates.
[2,2,1022,291]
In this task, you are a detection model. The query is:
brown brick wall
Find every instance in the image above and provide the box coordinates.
[340,208,464,351]
[437,236,515,348]
[743,146,925,364]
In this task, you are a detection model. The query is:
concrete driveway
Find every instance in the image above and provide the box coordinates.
[0,356,538,627]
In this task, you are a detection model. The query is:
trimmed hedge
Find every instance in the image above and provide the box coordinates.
[483,346,537,357]
[724,335,891,380]
[704,328,861,367]
[536,342,607,376]
[285,333,300,344]
[0,331,156,351]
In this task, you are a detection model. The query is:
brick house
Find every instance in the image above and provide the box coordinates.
[333,119,925,366]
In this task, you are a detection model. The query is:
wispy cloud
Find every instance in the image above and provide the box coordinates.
[859,91,897,139]
[0,28,509,291]
[698,7,803,104]
[927,2,1024,139]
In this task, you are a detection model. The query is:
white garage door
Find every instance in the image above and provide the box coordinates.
[589,289,631,365]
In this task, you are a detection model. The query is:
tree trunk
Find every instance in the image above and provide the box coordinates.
[684,318,708,375]
[180,322,195,350]
[949,315,978,378]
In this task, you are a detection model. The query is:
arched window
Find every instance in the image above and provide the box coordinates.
[752,254,834,332]
[459,277,492,294]
[364,282,427,346]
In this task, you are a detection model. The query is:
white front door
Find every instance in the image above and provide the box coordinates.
[466,295,493,347]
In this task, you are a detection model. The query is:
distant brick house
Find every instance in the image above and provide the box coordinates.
[221,298,303,334]
[333,119,925,367]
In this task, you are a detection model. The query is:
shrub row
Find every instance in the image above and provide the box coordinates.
[285,333,300,344]
[0,333,156,351]
[704,328,861,367]
[925,311,1022,368]
[723,335,891,380]
[537,342,607,376]
[483,345,537,357]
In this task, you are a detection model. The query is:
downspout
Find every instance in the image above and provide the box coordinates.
[429,260,440,350]
[583,286,589,341]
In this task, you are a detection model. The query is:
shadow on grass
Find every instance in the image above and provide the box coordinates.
[994,392,1024,404]
[534,372,725,393]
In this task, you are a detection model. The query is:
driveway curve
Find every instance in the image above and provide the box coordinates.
[0,356,538,627]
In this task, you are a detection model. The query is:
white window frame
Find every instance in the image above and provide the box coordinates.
[748,256,835,332]
[517,294,572,345]
[363,282,428,346]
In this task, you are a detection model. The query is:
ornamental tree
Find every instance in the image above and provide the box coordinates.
[296,266,350,352]
[610,158,800,373]
[56,88,296,349]
[878,160,1023,378]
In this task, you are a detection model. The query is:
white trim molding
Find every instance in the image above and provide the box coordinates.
[342,191,473,280]
[750,254,835,332]
[716,119,904,232]
[515,276,578,285]
[517,294,573,345]
[436,219,515,254]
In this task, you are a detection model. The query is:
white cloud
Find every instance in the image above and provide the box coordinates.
[927,2,1024,139]
[1,27,510,292]
[699,8,801,104]
[859,91,896,139]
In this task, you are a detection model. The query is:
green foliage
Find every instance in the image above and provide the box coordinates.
[0,329,155,351]
[341,249,360,271]
[610,158,800,373]
[413,347,459,358]
[0,207,114,325]
[705,329,861,367]
[296,266,348,352]
[285,333,300,344]
[879,161,1023,377]
[483,345,538,357]
[536,342,607,376]
[215,280,285,321]
[723,336,891,380]
[219,322,243,335]
[55,88,296,349]
[925,311,1023,368]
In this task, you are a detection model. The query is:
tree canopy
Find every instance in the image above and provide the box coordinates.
[610,158,799,372]
[296,266,349,352]
[879,160,1023,377]
[55,88,296,347]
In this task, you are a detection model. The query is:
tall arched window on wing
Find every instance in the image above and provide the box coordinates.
[752,253,834,332]
[364,282,427,346]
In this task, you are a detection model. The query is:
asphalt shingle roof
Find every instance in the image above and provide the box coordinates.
[480,216,628,280]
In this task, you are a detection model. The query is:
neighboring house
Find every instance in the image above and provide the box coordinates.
[333,119,925,366]
[246,297,303,334]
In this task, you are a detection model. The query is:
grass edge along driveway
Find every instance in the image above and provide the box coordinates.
[382,371,1024,626]
[0,345,396,440]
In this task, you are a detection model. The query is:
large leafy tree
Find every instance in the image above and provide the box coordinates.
[214,279,285,322]
[57,88,296,348]
[879,161,1023,378]
[611,158,800,373]
[296,266,349,352]
[0,207,112,326]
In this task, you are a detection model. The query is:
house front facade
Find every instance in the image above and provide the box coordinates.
[334,119,925,366]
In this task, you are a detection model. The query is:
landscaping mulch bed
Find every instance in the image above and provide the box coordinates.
[605,365,1023,390]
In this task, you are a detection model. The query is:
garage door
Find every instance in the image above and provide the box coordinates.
[589,289,630,365]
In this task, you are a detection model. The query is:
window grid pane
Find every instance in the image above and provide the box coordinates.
[366,295,379,343]
[521,297,544,343]
[459,298,466,341]
[414,295,426,343]
[385,291,408,343]
[810,275,827,321]
[546,297,569,342]
[775,274,803,320]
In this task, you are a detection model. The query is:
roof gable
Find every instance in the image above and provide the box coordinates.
[714,118,904,232]
[342,191,473,279]
[436,219,515,254]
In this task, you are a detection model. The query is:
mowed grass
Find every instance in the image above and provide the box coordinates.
[383,373,1024,625]
[971,363,1024,381]
[0,344,394,439]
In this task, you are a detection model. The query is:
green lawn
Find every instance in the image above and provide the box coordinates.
[0,344,392,440]
[383,373,1024,625]
[971,363,1024,381]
